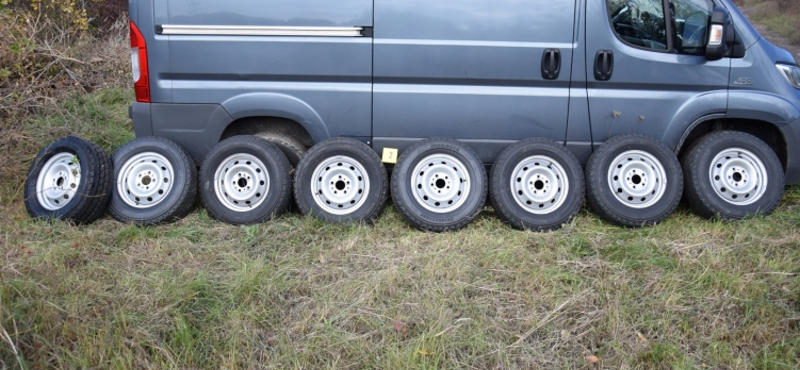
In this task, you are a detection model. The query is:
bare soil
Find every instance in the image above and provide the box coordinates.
[740,5,800,58]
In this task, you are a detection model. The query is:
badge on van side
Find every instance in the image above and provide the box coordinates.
[734,77,754,85]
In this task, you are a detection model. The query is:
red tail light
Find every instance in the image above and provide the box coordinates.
[130,21,150,103]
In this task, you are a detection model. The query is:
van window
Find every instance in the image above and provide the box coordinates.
[607,0,668,51]
[607,0,715,55]
[670,0,714,55]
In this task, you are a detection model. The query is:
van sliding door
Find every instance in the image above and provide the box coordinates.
[372,0,577,163]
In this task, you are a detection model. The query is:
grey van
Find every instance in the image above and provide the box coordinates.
[115,0,800,230]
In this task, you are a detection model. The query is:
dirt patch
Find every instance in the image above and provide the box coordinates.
[740,5,800,59]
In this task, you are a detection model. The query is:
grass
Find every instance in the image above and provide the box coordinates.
[736,0,800,44]
[2,92,800,369]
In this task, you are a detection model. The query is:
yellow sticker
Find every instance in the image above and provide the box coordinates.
[381,148,399,164]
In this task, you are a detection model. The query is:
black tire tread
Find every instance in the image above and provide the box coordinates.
[294,137,388,223]
[682,131,784,219]
[24,136,113,225]
[108,136,197,226]
[489,137,585,232]
[585,134,683,227]
[199,136,292,225]
[255,132,306,168]
[391,137,488,232]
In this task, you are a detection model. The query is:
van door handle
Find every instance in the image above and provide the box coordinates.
[541,49,561,80]
[594,50,614,81]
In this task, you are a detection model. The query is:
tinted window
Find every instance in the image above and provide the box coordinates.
[670,0,714,55]
[607,0,668,51]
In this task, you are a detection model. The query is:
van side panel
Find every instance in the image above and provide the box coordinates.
[155,0,373,152]
[372,0,577,162]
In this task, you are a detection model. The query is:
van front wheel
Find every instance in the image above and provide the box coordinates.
[682,131,784,219]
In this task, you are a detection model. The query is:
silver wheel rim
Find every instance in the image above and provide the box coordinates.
[36,152,81,211]
[510,155,569,215]
[214,153,270,212]
[411,154,471,214]
[709,148,768,206]
[117,152,174,209]
[608,150,667,209]
[311,155,370,215]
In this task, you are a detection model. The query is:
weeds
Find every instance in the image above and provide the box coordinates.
[0,2,799,369]
[735,0,800,44]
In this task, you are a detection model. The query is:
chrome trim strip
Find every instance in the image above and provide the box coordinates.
[374,84,570,97]
[375,38,576,49]
[160,25,364,37]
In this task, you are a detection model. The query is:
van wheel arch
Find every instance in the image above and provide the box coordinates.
[676,118,788,171]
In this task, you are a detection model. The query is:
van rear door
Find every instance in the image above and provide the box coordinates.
[372,0,578,163]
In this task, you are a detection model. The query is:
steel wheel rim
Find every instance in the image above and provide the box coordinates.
[411,154,471,214]
[36,152,81,211]
[709,148,768,206]
[607,150,667,209]
[510,155,569,215]
[117,152,175,209]
[214,153,270,212]
[311,155,370,215]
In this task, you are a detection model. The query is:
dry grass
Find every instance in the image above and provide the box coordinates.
[0,12,130,184]
[735,0,800,44]
[1,6,800,370]
[0,90,799,370]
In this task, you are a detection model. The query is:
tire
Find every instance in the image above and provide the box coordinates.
[682,131,784,219]
[294,137,388,223]
[108,136,197,225]
[24,136,113,224]
[199,136,292,225]
[585,134,683,227]
[490,138,585,231]
[255,132,306,168]
[391,137,488,232]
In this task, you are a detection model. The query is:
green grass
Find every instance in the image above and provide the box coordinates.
[1,89,800,369]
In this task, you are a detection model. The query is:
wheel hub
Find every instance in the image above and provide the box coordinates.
[311,156,369,215]
[118,152,174,208]
[411,154,470,214]
[36,152,81,211]
[214,154,269,212]
[710,148,767,205]
[510,155,569,215]
[608,150,667,209]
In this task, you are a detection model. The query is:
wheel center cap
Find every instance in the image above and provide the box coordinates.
[626,170,647,190]
[726,167,748,188]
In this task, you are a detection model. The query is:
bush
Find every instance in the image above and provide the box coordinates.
[2,0,127,34]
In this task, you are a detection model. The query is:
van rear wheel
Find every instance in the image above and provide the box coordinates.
[255,132,306,168]
[199,136,292,225]
[489,138,584,231]
[682,131,784,219]
[294,137,388,223]
[586,134,683,227]
[108,137,197,225]
[391,137,487,232]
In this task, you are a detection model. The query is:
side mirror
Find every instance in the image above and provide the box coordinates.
[705,6,732,61]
